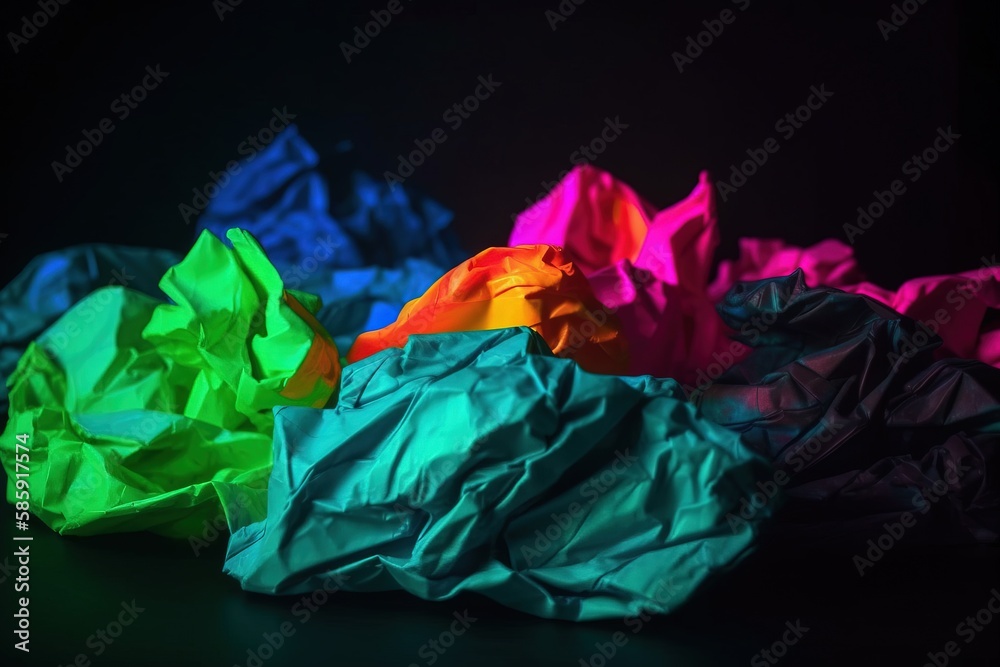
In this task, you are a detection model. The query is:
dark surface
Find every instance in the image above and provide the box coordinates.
[1,514,998,666]
[2,0,999,665]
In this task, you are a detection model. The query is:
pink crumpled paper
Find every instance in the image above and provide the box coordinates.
[509,165,1000,384]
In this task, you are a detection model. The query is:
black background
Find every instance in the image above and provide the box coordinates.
[1,0,998,287]
[1,0,999,665]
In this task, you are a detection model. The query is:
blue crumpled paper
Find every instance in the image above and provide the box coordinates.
[193,124,466,352]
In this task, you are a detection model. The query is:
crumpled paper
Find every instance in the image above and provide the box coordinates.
[0,244,180,416]
[693,271,1000,544]
[0,229,340,536]
[347,245,629,375]
[224,327,774,620]
[510,166,1000,382]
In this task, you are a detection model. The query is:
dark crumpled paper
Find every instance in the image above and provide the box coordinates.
[693,271,1000,544]
[223,327,775,620]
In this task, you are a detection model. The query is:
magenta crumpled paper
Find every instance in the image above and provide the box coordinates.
[509,166,1000,383]
[510,167,720,381]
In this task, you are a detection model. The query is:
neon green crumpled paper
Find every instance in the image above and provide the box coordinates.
[0,229,340,537]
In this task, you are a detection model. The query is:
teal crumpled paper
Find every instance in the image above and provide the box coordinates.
[224,327,774,620]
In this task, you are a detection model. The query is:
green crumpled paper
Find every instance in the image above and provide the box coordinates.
[224,327,775,620]
[0,229,340,537]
